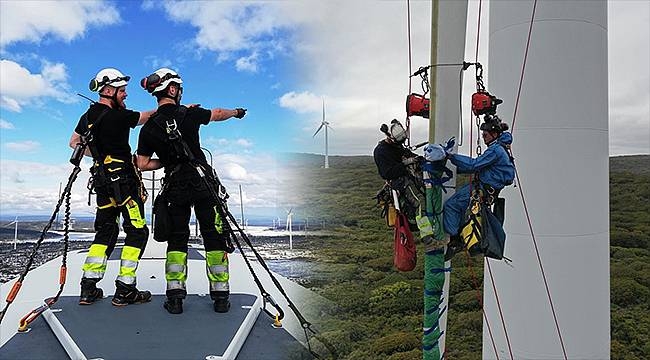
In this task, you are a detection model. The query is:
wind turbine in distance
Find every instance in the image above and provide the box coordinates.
[286,208,293,250]
[312,98,331,169]
[6,217,18,250]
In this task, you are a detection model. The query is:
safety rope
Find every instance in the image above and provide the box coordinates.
[406,0,413,145]
[191,164,336,359]
[511,0,536,133]
[0,165,81,327]
[455,1,516,358]
[463,252,500,360]
[507,1,568,359]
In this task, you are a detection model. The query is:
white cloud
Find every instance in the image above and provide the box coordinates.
[204,137,254,149]
[222,163,248,181]
[0,60,75,112]
[235,52,260,73]
[0,97,21,112]
[274,1,648,156]
[148,2,305,72]
[236,139,254,148]
[0,159,93,216]
[279,91,323,114]
[272,1,433,155]
[0,0,120,48]
[143,55,173,71]
[0,119,15,129]
[4,140,40,152]
[608,0,650,155]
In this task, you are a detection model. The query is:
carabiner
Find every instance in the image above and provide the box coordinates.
[262,294,285,322]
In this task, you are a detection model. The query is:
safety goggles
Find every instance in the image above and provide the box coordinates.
[140,73,181,93]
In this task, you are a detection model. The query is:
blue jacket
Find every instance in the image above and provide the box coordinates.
[449,132,515,190]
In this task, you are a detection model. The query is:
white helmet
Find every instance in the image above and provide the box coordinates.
[389,119,407,143]
[141,68,183,94]
[89,68,130,92]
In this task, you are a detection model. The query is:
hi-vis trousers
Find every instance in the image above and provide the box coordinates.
[82,178,149,286]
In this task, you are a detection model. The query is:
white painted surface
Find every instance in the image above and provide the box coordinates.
[484,1,610,358]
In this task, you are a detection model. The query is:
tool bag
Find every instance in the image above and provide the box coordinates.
[459,199,507,260]
[479,204,506,260]
[394,212,417,271]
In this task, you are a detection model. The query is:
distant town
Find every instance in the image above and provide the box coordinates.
[0,221,316,284]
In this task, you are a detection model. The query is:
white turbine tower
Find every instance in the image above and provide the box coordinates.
[6,217,18,250]
[285,208,293,250]
[312,99,331,169]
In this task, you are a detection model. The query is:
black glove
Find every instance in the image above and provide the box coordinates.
[235,108,247,119]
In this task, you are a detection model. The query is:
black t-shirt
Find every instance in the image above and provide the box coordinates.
[373,139,412,180]
[74,103,139,161]
[137,104,212,169]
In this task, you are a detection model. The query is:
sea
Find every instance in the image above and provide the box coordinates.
[0,225,317,284]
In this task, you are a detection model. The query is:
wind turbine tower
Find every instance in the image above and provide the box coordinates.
[312,99,331,169]
[286,208,293,250]
[7,217,18,250]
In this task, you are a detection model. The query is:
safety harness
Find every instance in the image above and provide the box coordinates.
[82,108,137,206]
[149,106,333,358]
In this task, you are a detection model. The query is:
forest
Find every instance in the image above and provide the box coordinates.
[286,154,649,359]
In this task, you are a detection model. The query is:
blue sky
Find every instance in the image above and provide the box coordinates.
[1,0,648,217]
[0,1,316,217]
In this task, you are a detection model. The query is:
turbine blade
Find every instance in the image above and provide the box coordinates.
[312,123,324,137]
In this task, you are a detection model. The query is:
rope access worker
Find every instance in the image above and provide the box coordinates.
[443,115,515,260]
[135,68,246,315]
[69,68,156,306]
[373,119,423,229]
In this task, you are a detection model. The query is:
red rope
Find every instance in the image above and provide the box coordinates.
[468,1,515,357]
[486,259,514,359]
[514,171,569,359]
[405,0,413,145]
[510,0,536,132]
[464,252,500,360]
[508,1,568,358]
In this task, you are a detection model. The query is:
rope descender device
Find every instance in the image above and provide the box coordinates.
[470,63,502,116]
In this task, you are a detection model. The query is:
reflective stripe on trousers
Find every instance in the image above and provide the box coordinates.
[116,246,141,285]
[82,244,108,279]
[206,250,229,292]
[126,199,146,229]
[166,251,187,291]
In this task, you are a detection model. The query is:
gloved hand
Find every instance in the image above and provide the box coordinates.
[444,137,456,158]
[402,156,419,166]
[234,108,247,119]
[445,146,456,158]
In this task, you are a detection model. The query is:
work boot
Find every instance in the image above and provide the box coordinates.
[213,296,230,313]
[164,298,183,314]
[111,280,152,307]
[79,279,103,305]
[444,234,464,261]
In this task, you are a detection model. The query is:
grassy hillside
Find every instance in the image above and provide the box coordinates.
[292,153,649,359]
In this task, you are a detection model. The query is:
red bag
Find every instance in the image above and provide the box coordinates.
[394,213,417,271]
